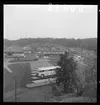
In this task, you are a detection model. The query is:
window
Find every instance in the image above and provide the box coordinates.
[39,70,45,72]
[48,69,53,71]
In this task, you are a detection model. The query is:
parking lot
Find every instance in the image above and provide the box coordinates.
[4,56,59,102]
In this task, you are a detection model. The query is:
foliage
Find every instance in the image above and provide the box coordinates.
[84,58,97,84]
[4,38,97,52]
[56,51,77,93]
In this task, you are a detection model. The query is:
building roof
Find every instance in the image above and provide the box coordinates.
[37,66,61,71]
[23,46,31,51]
[5,46,24,53]
[44,52,65,55]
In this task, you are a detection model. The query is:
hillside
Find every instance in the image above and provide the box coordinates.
[4,38,97,52]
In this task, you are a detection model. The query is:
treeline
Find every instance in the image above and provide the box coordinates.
[4,38,97,52]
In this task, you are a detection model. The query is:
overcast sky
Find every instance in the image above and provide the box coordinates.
[4,5,97,40]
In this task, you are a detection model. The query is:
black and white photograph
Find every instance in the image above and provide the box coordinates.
[4,4,97,102]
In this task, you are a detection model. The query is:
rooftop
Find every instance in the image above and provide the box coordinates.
[37,66,61,71]
[4,46,24,53]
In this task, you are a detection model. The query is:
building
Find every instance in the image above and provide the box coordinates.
[43,51,65,56]
[4,46,25,57]
[23,46,31,56]
[4,45,34,57]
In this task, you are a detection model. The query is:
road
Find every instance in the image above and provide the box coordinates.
[4,63,13,73]
[5,58,50,65]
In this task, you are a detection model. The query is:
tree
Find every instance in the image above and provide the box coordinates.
[4,38,97,52]
[56,51,77,93]
[91,59,97,84]
[84,57,97,84]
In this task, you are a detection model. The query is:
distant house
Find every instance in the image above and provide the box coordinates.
[4,46,25,57]
[51,47,57,52]
[73,55,84,62]
[23,46,31,51]
[23,46,31,56]
[43,51,65,56]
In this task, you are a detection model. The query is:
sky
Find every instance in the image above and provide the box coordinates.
[4,5,97,40]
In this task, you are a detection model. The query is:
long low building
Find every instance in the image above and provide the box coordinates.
[4,46,31,57]
[43,52,65,56]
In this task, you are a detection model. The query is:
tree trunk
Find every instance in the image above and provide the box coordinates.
[76,83,84,97]
[64,83,68,93]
